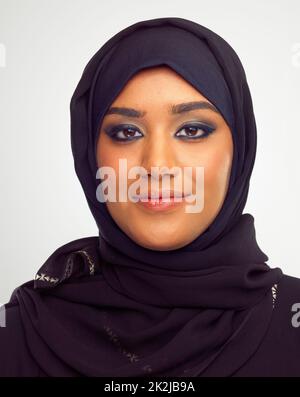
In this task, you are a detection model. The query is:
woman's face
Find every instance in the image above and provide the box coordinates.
[96,66,233,251]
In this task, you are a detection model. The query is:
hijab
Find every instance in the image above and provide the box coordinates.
[8,16,284,376]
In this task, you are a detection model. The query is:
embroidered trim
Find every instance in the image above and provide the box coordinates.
[34,249,96,285]
[271,283,278,309]
[75,249,95,275]
[102,311,153,374]
[34,273,59,284]
[64,256,74,279]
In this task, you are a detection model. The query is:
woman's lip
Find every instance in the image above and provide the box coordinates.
[136,195,191,212]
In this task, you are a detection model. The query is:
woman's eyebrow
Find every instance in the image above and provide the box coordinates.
[171,101,220,115]
[105,101,220,118]
[106,107,145,118]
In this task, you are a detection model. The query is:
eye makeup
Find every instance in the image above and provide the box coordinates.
[175,122,216,141]
[103,124,144,142]
[103,121,216,143]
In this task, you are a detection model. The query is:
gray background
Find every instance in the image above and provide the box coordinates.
[0,0,300,304]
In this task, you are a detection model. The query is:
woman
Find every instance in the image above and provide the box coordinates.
[1,16,300,377]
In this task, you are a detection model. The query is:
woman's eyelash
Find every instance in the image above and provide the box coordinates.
[104,123,216,142]
[104,125,143,142]
[175,124,215,140]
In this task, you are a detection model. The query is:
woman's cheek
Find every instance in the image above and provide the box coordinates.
[200,151,229,204]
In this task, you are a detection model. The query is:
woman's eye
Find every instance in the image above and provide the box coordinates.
[105,125,144,142]
[104,123,215,142]
[175,124,215,140]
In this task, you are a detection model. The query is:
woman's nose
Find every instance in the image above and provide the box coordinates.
[140,129,178,175]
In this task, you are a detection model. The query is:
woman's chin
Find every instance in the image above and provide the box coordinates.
[127,228,190,251]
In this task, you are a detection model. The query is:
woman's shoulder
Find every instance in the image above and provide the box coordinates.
[275,272,300,329]
[0,300,40,376]
[235,272,300,376]
[0,236,101,377]
[264,272,300,342]
[276,272,300,306]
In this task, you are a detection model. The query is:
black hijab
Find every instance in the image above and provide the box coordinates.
[9,17,284,376]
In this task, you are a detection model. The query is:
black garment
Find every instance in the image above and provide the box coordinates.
[0,236,300,377]
[0,16,298,376]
